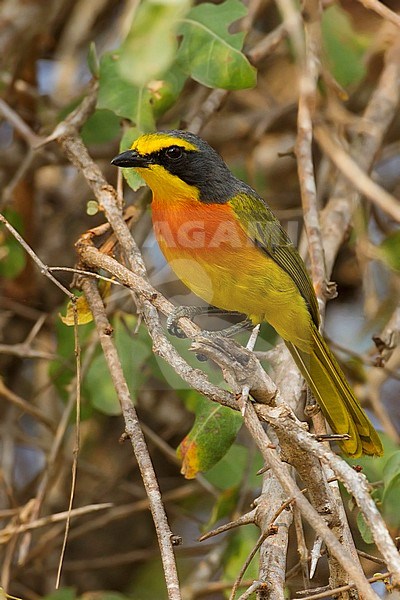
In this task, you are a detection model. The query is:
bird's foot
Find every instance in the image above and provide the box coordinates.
[167,306,251,339]
[304,388,320,417]
[167,306,215,338]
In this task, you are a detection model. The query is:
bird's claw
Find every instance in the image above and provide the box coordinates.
[167,306,206,339]
[167,320,187,339]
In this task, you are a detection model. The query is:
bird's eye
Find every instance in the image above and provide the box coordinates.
[165,146,183,160]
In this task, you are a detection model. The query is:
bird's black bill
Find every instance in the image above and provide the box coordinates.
[111,150,149,168]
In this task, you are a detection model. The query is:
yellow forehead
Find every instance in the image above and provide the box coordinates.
[131,133,197,155]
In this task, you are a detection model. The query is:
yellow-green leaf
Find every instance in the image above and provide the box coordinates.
[177,393,242,479]
[60,282,111,326]
[322,5,369,88]
[60,295,93,326]
[118,0,190,87]
[379,231,400,272]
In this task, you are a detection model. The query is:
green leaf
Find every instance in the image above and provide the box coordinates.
[203,486,239,530]
[98,53,156,129]
[115,314,152,398]
[118,0,190,87]
[356,511,374,545]
[83,352,120,415]
[0,209,27,279]
[177,0,257,90]
[223,528,259,590]
[177,392,242,478]
[205,443,263,490]
[83,314,152,415]
[380,451,400,527]
[87,41,100,78]
[382,450,400,487]
[119,127,146,191]
[81,109,120,145]
[150,65,187,117]
[49,315,84,401]
[321,5,369,88]
[382,473,400,527]
[379,231,400,272]
[43,589,76,600]
[82,594,129,600]
[128,558,167,600]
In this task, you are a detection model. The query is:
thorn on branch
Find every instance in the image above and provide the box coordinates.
[372,332,396,367]
[352,465,364,473]
[198,509,257,542]
[323,280,338,300]
[313,433,350,442]
[170,534,183,546]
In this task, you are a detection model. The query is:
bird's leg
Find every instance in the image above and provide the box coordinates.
[198,317,253,339]
[167,306,252,339]
[241,324,261,415]
[167,306,223,338]
[304,387,320,417]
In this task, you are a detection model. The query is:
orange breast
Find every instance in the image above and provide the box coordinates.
[152,197,249,259]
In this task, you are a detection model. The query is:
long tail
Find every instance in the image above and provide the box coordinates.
[286,326,383,457]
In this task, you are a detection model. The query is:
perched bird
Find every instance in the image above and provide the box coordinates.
[111,130,383,457]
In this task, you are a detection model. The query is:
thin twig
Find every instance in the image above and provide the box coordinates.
[81,278,182,600]
[237,580,267,600]
[230,533,268,600]
[0,98,43,147]
[0,213,76,300]
[199,510,256,542]
[191,335,400,584]
[0,379,55,431]
[293,571,391,600]
[56,300,81,588]
[296,0,327,301]
[320,35,400,276]
[314,124,400,223]
[0,503,112,542]
[247,23,288,63]
[355,0,400,28]
[48,266,123,286]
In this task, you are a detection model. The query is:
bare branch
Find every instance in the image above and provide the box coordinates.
[314,124,400,223]
[0,213,76,300]
[320,35,400,275]
[355,0,400,28]
[81,278,182,600]
[296,0,328,301]
[242,401,380,600]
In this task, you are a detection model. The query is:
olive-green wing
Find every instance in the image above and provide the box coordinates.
[229,191,320,327]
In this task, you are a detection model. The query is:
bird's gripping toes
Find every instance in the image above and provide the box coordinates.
[112,129,383,458]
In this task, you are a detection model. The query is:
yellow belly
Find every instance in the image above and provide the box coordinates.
[159,239,314,352]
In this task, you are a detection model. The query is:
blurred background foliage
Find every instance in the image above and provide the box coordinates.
[0,0,400,598]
